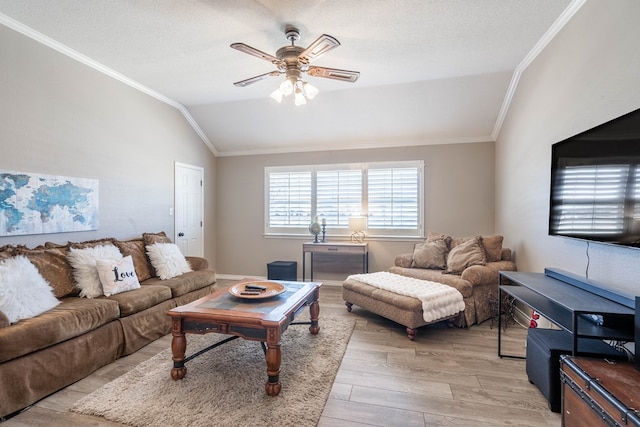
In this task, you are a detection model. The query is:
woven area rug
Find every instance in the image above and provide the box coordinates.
[70,313,354,427]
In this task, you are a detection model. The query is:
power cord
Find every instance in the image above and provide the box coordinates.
[610,341,635,363]
[585,241,590,279]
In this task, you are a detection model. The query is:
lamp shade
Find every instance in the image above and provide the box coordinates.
[348,216,367,231]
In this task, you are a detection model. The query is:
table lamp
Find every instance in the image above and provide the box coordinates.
[348,216,367,243]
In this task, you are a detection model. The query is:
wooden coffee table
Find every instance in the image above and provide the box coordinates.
[166,279,321,396]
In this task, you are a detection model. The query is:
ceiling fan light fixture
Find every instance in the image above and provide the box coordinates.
[232,27,359,105]
[279,79,294,96]
[303,82,318,99]
[294,87,307,106]
[270,78,316,106]
[270,88,283,103]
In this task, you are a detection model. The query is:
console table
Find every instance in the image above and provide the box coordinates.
[302,242,368,281]
[498,269,635,358]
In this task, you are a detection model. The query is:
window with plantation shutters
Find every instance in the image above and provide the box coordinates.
[368,167,419,230]
[267,171,312,228]
[550,164,632,235]
[316,169,362,227]
[265,161,423,237]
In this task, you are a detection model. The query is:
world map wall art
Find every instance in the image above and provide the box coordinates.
[0,170,98,236]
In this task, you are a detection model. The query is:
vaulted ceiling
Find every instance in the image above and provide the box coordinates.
[0,0,579,156]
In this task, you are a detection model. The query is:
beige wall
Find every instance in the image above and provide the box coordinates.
[216,142,495,279]
[496,0,640,298]
[0,25,217,265]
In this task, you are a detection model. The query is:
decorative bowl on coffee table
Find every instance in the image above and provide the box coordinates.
[228,280,286,299]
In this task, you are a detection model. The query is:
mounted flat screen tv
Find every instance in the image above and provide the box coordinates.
[549,107,640,248]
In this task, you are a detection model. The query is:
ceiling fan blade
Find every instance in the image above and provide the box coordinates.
[230,42,282,65]
[233,71,282,87]
[307,66,360,83]
[298,34,340,64]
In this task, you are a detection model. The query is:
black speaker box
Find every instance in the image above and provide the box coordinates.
[636,296,640,371]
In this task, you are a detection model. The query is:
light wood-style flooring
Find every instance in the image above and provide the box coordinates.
[3,281,561,426]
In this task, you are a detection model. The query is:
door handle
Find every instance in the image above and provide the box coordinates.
[178,232,184,237]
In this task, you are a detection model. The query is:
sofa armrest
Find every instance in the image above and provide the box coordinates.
[394,253,413,268]
[460,260,517,287]
[185,256,209,271]
[0,311,9,328]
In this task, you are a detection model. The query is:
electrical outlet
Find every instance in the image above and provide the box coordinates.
[169,207,174,216]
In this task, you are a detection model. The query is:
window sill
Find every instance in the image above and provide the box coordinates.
[263,233,424,242]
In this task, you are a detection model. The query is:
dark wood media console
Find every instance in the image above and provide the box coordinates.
[498,268,635,358]
[498,269,638,420]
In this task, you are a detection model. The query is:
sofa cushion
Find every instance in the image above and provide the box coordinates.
[143,269,215,298]
[394,253,414,268]
[67,244,123,298]
[450,235,471,248]
[426,231,452,245]
[0,297,120,363]
[118,299,176,356]
[143,231,172,246]
[185,256,209,271]
[0,244,16,260]
[43,241,67,248]
[172,285,214,307]
[68,238,116,249]
[146,243,192,280]
[445,236,486,274]
[15,246,77,298]
[96,255,141,297]
[104,284,172,317]
[114,238,153,281]
[0,256,61,324]
[481,235,504,262]
[0,310,9,328]
[411,239,449,269]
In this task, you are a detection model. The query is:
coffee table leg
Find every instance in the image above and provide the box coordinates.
[170,319,187,380]
[309,298,320,335]
[265,342,282,396]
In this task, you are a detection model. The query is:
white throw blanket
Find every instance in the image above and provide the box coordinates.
[347,271,465,323]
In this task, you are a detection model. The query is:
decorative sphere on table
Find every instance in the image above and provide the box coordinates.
[308,222,321,235]
[308,220,321,242]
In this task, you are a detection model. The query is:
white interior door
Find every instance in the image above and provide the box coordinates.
[174,162,204,257]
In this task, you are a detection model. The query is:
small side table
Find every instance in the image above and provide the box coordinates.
[302,242,368,281]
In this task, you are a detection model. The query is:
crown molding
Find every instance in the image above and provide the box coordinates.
[0,13,218,156]
[216,135,493,157]
[491,0,587,141]
[2,2,584,159]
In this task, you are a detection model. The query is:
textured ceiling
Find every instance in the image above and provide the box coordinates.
[0,0,578,156]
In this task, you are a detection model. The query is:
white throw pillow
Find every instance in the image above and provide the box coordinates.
[0,256,60,323]
[67,244,123,298]
[96,255,141,296]
[146,243,192,280]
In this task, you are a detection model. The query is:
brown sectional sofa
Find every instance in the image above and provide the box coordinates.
[0,233,216,419]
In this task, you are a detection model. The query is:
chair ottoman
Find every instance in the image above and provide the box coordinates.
[342,272,464,340]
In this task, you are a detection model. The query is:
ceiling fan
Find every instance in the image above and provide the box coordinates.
[230,26,360,105]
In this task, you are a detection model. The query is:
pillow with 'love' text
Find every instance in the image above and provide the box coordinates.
[96,255,141,296]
